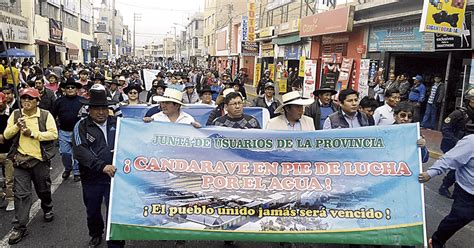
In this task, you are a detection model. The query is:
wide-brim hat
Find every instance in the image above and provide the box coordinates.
[60,78,83,89]
[155,88,184,105]
[80,84,117,106]
[274,91,314,114]
[313,86,337,96]
[124,84,143,94]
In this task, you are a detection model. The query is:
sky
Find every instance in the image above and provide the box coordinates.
[95,0,203,46]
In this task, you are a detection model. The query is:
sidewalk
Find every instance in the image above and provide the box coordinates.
[244,84,443,159]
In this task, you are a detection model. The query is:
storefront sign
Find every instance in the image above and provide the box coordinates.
[0,10,29,44]
[303,60,317,98]
[55,45,66,53]
[321,35,350,45]
[284,45,302,60]
[368,60,379,85]
[242,16,248,41]
[368,20,435,52]
[420,0,467,36]
[81,39,94,50]
[254,63,261,87]
[49,18,63,43]
[68,53,79,60]
[300,6,354,37]
[321,53,343,64]
[259,26,274,38]
[248,1,256,41]
[435,12,472,50]
[298,56,305,77]
[279,19,300,35]
[268,64,275,81]
[261,42,274,57]
[241,41,259,56]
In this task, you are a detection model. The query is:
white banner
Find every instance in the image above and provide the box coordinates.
[0,10,29,44]
[143,69,160,91]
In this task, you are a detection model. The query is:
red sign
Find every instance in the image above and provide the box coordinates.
[300,6,354,38]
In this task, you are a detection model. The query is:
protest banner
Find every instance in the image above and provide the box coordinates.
[120,105,269,128]
[107,120,426,246]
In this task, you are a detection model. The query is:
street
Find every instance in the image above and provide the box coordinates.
[0,151,472,248]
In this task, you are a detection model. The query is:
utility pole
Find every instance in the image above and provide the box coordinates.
[173,26,177,61]
[111,0,116,58]
[133,13,141,57]
[227,4,233,71]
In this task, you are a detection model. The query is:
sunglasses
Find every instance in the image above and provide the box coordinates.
[21,96,37,101]
[65,86,76,89]
[128,91,138,95]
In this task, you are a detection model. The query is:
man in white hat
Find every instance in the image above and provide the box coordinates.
[266,91,315,131]
[145,88,200,127]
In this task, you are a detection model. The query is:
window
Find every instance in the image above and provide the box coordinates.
[37,1,59,18]
[81,20,90,35]
[194,37,198,49]
[195,21,199,30]
[62,11,78,30]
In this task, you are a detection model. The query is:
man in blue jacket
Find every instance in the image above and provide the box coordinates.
[408,75,426,122]
[73,84,124,248]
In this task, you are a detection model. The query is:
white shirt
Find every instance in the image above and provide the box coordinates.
[151,110,195,124]
[373,104,394,126]
[198,100,215,106]
[265,97,274,107]
[94,120,108,144]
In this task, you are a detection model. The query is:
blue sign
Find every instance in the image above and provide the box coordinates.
[120,105,269,128]
[368,20,434,52]
[81,39,94,50]
[108,120,425,246]
[284,45,302,60]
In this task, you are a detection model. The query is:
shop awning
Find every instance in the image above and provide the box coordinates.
[35,39,56,46]
[65,42,79,55]
[272,35,301,45]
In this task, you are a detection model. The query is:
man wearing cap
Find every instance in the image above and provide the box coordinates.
[51,78,84,182]
[323,89,370,129]
[34,77,56,112]
[437,88,474,199]
[211,92,261,129]
[0,92,14,211]
[198,86,215,105]
[182,83,200,104]
[253,82,281,119]
[418,123,474,248]
[206,88,235,126]
[4,88,58,245]
[304,85,338,130]
[256,70,273,95]
[266,91,315,131]
[408,75,426,122]
[73,84,124,248]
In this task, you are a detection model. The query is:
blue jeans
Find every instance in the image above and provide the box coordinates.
[58,130,79,175]
[421,103,438,129]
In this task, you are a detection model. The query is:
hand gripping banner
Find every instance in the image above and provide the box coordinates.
[107,119,426,246]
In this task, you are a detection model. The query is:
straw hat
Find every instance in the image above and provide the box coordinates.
[155,88,184,105]
[274,91,314,114]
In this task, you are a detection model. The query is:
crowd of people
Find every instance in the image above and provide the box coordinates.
[0,57,472,248]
